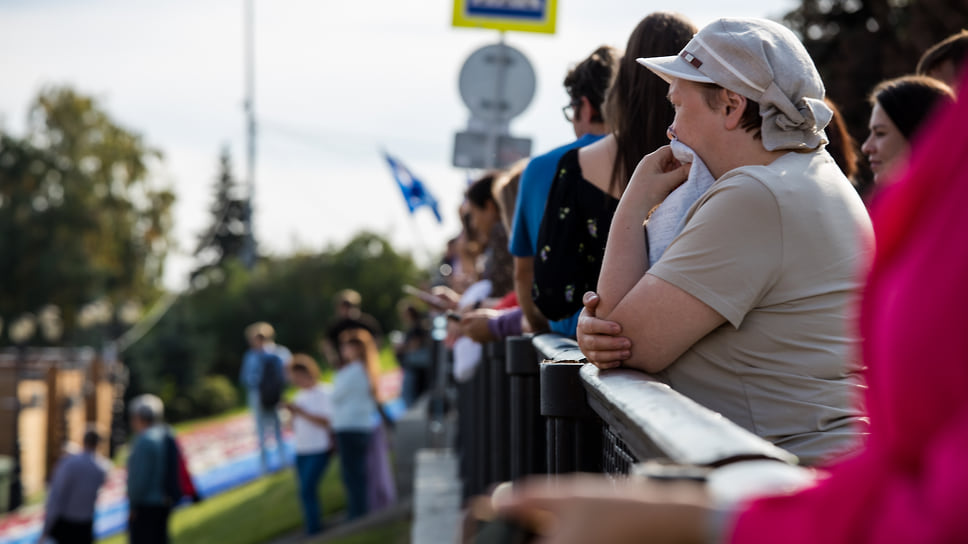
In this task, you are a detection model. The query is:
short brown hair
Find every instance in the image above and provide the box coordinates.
[289,353,320,381]
[334,289,362,308]
[245,321,275,342]
[917,29,968,77]
[697,83,762,140]
[563,46,620,123]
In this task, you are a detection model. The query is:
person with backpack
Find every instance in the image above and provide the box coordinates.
[126,395,174,544]
[126,395,199,544]
[240,321,291,472]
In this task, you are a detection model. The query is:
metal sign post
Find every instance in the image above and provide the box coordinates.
[453,39,535,169]
[451,0,556,170]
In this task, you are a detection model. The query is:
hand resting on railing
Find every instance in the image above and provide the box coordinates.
[576,291,630,369]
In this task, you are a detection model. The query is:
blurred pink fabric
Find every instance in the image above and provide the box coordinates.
[732,74,968,543]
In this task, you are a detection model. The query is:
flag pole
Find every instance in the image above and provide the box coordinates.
[405,213,436,268]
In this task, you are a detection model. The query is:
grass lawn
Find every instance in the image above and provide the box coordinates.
[171,406,248,434]
[93,348,400,543]
[313,519,411,544]
[99,460,346,544]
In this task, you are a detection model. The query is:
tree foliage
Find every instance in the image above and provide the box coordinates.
[193,147,248,279]
[784,0,968,182]
[0,86,174,344]
[124,231,425,421]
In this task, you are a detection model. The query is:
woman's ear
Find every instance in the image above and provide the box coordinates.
[722,91,747,131]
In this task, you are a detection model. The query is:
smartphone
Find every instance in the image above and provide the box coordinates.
[403,285,451,309]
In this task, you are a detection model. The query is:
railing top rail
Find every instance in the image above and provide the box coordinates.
[581,365,798,467]
[531,333,798,468]
[532,334,586,364]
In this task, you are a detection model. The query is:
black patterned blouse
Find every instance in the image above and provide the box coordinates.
[532,148,620,321]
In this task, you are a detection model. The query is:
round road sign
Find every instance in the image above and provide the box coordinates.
[458,43,536,123]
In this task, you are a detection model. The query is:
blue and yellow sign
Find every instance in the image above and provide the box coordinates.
[453,0,557,35]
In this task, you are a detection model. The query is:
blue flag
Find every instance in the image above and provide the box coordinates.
[383,152,442,223]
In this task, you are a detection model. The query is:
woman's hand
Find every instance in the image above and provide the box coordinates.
[460,309,499,343]
[625,145,691,211]
[495,474,711,544]
[577,292,631,369]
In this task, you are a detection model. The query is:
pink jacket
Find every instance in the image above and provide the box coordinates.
[732,77,968,543]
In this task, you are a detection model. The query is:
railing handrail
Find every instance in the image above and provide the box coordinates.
[532,333,798,468]
[531,334,586,364]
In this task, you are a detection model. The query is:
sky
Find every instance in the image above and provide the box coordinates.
[0,0,796,290]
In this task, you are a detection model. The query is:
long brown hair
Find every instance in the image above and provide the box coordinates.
[605,12,696,194]
[338,328,383,402]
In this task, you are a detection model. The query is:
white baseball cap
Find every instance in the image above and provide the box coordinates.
[637,18,833,151]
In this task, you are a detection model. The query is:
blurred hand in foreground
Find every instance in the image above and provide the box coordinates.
[495,474,711,544]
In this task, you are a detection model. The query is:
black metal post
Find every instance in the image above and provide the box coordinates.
[506,336,544,480]
[540,361,603,475]
[487,341,510,485]
[8,344,25,511]
[473,352,491,494]
[457,376,475,501]
[427,316,450,449]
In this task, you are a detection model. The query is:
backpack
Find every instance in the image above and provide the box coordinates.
[163,430,183,506]
[258,352,285,409]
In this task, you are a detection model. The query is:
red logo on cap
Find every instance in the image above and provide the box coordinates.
[680,51,702,69]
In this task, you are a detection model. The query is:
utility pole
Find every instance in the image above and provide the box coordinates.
[242,0,257,269]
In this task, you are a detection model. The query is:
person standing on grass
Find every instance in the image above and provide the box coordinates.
[285,354,335,536]
[40,427,110,544]
[127,394,173,544]
[332,328,396,520]
[240,321,291,472]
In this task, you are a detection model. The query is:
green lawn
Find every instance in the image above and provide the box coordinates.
[313,519,411,544]
[99,461,346,544]
[94,350,400,544]
[171,406,248,434]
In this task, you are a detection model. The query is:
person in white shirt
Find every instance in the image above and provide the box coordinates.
[284,354,334,535]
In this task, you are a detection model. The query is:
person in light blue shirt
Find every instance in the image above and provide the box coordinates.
[510,46,616,338]
[240,321,291,472]
[332,328,382,520]
[42,428,109,544]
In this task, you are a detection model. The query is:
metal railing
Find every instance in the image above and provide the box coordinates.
[456,333,801,500]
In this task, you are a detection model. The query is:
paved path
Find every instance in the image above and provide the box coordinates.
[410,449,461,544]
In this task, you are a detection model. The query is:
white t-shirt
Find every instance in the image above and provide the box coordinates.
[291,384,333,454]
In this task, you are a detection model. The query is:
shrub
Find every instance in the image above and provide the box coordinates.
[192,375,239,417]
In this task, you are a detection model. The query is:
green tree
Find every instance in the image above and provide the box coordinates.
[0,86,174,344]
[783,0,968,184]
[193,146,248,279]
[123,231,426,420]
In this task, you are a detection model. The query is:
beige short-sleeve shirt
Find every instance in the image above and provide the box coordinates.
[648,150,873,465]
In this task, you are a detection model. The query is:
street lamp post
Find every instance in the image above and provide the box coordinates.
[7,314,36,512]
